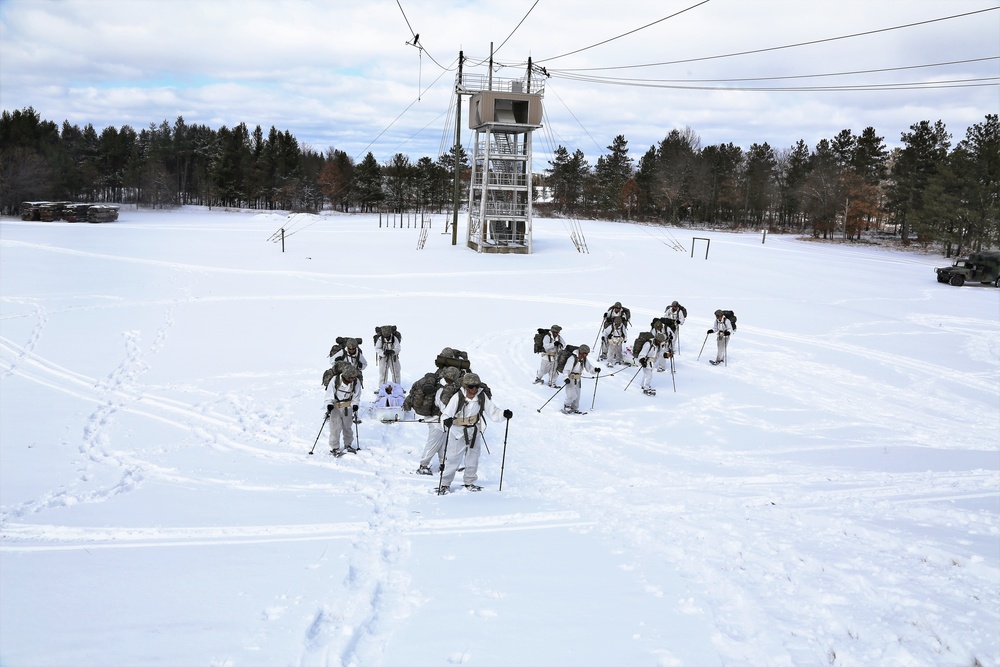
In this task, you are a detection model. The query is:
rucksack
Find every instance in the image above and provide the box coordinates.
[321,368,357,391]
[435,348,471,371]
[721,310,737,330]
[328,336,362,358]
[322,357,360,389]
[650,317,676,332]
[404,372,442,416]
[632,331,653,358]
[555,345,580,374]
[604,305,631,326]
[532,328,548,354]
[669,303,688,318]
[373,325,402,348]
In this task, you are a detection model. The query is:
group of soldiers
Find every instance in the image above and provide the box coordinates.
[318,303,734,493]
[321,332,512,495]
[534,300,734,403]
[321,327,405,457]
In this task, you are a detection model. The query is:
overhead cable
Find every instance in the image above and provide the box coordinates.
[551,56,999,85]
[548,6,999,72]
[535,0,711,64]
[494,0,540,57]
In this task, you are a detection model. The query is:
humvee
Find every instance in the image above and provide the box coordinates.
[935,251,1000,287]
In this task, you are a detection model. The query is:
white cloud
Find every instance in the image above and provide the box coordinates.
[1,0,996,162]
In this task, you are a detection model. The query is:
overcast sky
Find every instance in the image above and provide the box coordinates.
[1,0,997,167]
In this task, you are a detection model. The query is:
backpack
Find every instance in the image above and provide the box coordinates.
[323,356,361,389]
[669,303,688,318]
[721,310,737,330]
[555,345,580,374]
[650,317,676,333]
[632,331,654,358]
[435,348,471,371]
[373,325,402,348]
[403,372,442,416]
[322,367,356,391]
[532,328,549,354]
[328,336,362,358]
[604,305,631,326]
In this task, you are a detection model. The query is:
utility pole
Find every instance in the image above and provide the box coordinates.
[451,50,463,246]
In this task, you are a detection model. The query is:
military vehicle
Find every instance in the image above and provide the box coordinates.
[935,251,1000,287]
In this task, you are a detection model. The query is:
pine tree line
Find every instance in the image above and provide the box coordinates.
[0,108,468,218]
[2,107,995,255]
[545,116,998,255]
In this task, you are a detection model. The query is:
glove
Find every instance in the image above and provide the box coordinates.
[564,378,570,384]
[443,417,454,428]
[326,404,333,414]
[352,405,359,413]
[640,358,648,367]
[707,329,714,334]
[665,353,673,359]
[723,331,731,337]
[554,342,563,349]
[594,367,601,374]
[503,409,513,419]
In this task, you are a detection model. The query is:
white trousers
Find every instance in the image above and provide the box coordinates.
[440,425,483,487]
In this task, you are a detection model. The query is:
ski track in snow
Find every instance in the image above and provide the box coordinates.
[479,323,1000,665]
[2,216,998,666]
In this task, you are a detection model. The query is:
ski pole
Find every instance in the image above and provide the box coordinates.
[697,332,710,360]
[624,365,642,391]
[590,369,601,411]
[437,424,452,494]
[499,417,510,491]
[308,413,330,455]
[536,382,566,412]
[353,408,361,451]
[670,355,677,393]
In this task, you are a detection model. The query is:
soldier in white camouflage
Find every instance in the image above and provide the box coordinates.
[323,364,362,455]
[534,324,564,388]
[416,367,461,475]
[561,345,600,414]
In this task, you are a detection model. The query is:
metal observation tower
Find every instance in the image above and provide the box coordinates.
[458,69,544,254]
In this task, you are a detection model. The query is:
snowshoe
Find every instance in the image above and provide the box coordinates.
[344,445,359,454]
[331,449,344,457]
[416,464,433,475]
[642,387,656,396]
[709,360,720,366]
[464,484,483,492]
[435,486,451,495]
[533,377,544,385]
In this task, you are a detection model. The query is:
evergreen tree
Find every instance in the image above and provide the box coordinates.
[594,134,632,217]
[888,120,951,243]
[353,152,383,212]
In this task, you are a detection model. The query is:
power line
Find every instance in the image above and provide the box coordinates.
[535,0,712,64]
[549,73,998,92]
[550,57,999,85]
[394,0,456,72]
[494,0,540,56]
[548,6,999,73]
[352,57,457,162]
[546,84,604,153]
[395,0,417,39]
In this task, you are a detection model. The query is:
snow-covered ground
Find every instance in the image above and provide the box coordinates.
[1,207,997,667]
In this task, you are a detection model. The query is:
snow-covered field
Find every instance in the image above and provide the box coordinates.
[1,207,997,667]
